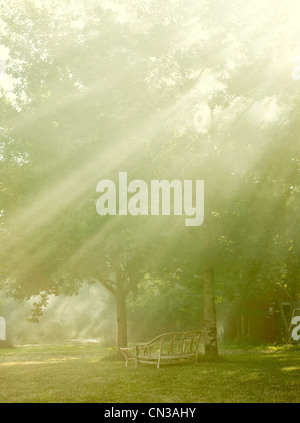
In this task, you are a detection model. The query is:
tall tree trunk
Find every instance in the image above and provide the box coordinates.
[116,284,127,351]
[203,265,218,359]
[201,105,218,359]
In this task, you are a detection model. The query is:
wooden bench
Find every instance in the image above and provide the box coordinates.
[120,330,202,369]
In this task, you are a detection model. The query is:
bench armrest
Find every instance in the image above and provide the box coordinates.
[120,347,137,366]
[120,347,136,356]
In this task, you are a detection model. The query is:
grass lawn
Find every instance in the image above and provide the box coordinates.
[0,343,299,403]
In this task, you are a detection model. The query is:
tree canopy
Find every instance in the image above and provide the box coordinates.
[0,0,299,352]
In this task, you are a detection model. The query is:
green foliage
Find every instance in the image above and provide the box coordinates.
[0,0,299,342]
[128,275,203,340]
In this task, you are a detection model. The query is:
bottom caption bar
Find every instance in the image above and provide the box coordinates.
[104,406,197,420]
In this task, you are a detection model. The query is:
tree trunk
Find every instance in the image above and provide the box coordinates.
[203,265,218,359]
[116,285,128,351]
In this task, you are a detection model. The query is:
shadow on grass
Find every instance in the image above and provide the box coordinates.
[197,353,227,363]
[99,344,300,369]
[99,348,125,362]
[0,340,14,349]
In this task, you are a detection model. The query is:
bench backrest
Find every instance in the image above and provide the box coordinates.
[144,330,202,356]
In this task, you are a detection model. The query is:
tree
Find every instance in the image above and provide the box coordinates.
[0,0,155,350]
[0,0,299,357]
